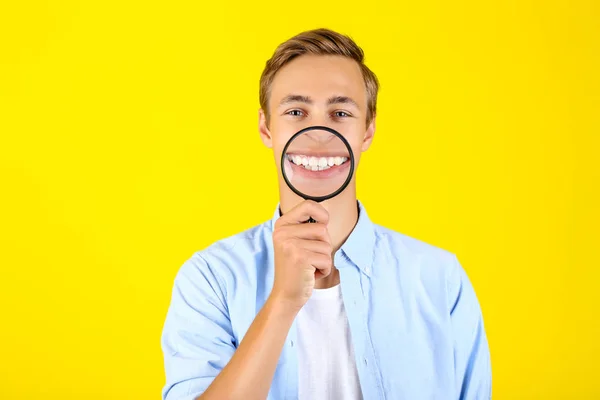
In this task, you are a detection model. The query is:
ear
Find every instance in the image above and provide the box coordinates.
[258,108,273,148]
[361,114,376,152]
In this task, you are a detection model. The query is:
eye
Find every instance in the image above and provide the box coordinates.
[286,109,304,117]
[334,111,350,118]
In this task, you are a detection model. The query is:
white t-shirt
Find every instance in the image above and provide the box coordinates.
[296,283,364,400]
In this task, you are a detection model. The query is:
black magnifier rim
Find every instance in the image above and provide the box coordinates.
[280,125,355,203]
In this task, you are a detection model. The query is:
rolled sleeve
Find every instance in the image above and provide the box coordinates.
[161,253,235,400]
[448,255,492,400]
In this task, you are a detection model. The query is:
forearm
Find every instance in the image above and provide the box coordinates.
[198,294,297,400]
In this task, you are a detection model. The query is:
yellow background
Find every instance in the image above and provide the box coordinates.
[1,1,598,399]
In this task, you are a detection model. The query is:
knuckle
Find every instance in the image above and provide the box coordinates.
[291,250,304,264]
[317,224,328,237]
[307,200,319,212]
[274,218,286,229]
[272,229,284,243]
[318,203,329,215]
[281,239,294,253]
[274,225,292,240]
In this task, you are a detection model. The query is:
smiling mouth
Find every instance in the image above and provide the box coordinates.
[286,154,349,171]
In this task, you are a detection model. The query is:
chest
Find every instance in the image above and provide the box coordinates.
[230,265,458,399]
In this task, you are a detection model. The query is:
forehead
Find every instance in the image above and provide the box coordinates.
[270,55,366,106]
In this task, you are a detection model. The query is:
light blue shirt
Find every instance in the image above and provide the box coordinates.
[161,201,491,400]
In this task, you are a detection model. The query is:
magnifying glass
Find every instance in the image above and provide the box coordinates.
[281,125,355,223]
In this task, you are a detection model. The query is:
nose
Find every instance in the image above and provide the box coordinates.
[304,129,337,144]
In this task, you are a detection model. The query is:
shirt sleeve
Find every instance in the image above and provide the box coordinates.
[161,253,236,400]
[448,255,492,400]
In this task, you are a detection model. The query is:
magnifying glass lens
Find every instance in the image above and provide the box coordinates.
[282,127,353,203]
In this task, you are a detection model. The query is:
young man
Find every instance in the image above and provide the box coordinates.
[161,28,491,400]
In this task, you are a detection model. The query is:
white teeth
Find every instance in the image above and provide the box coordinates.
[287,154,348,170]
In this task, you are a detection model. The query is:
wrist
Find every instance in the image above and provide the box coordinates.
[266,292,302,320]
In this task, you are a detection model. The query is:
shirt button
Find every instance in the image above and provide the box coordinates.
[290,340,294,347]
[363,358,368,366]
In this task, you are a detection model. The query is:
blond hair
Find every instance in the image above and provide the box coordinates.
[259,28,379,127]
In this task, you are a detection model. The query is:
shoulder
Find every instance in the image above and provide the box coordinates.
[371,223,464,303]
[176,219,274,290]
[373,223,458,266]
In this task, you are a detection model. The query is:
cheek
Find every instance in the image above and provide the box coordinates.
[348,138,364,159]
[351,147,362,167]
[269,122,294,147]
[273,135,290,159]
[271,133,294,171]
[273,126,302,152]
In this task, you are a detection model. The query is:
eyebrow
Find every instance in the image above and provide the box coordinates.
[278,94,359,108]
[327,95,359,108]
[279,94,312,106]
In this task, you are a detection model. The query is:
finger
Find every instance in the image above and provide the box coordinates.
[289,238,331,256]
[276,200,329,226]
[308,252,333,277]
[314,268,330,280]
[278,223,331,244]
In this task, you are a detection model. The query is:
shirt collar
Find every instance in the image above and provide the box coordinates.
[270,200,376,276]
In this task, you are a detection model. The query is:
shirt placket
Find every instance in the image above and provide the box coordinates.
[336,251,386,400]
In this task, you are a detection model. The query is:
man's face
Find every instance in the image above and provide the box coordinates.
[259,54,375,194]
